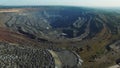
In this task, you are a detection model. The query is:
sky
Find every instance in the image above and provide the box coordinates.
[0,0,120,7]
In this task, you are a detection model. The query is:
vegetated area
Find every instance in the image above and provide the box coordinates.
[0,6,120,68]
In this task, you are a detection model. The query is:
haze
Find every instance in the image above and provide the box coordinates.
[0,0,120,7]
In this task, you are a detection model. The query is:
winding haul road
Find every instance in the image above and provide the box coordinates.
[48,50,83,68]
[48,50,62,68]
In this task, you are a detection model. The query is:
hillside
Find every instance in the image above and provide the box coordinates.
[0,6,120,68]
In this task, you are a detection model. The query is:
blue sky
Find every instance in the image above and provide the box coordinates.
[0,0,120,7]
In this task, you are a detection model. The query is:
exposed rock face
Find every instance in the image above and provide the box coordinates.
[5,13,53,39]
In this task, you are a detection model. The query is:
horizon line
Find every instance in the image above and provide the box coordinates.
[0,5,120,8]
